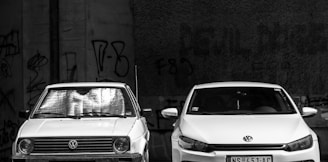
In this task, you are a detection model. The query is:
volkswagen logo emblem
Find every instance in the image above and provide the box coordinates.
[68,140,78,150]
[243,135,253,142]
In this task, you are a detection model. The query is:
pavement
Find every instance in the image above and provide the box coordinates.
[150,160,328,162]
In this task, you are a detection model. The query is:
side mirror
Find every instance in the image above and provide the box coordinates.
[161,108,178,119]
[141,108,152,118]
[302,107,317,118]
[19,109,30,119]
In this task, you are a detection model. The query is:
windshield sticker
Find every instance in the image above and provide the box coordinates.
[126,111,132,116]
[191,107,199,112]
[274,88,281,92]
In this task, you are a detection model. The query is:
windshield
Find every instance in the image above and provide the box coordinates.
[187,87,296,115]
[32,87,136,118]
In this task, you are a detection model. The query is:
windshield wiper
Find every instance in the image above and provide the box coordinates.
[189,111,252,115]
[275,111,297,114]
[100,113,126,118]
[191,110,254,115]
[33,112,65,117]
[221,110,254,115]
[191,110,297,115]
[34,112,64,115]
[75,112,126,118]
[188,111,216,115]
[67,115,82,119]
[211,112,253,115]
[33,112,84,119]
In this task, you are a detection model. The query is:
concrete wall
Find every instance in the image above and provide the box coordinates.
[0,0,23,161]
[59,0,135,85]
[0,0,135,161]
[134,0,328,123]
[23,0,51,113]
[1,0,328,161]
[134,0,328,160]
[135,0,328,101]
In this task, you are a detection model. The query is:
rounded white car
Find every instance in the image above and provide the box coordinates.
[162,81,320,162]
[12,82,150,162]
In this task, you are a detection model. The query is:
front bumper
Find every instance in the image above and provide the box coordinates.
[172,141,320,162]
[12,153,142,162]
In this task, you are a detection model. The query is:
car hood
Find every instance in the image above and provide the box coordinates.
[180,114,311,144]
[19,117,137,137]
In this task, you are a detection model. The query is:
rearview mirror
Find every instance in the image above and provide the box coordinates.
[161,108,178,119]
[19,109,30,119]
[302,107,317,118]
[141,108,152,118]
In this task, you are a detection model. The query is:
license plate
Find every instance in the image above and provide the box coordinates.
[228,155,272,162]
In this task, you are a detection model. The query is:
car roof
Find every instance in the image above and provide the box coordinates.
[194,81,282,89]
[46,82,127,89]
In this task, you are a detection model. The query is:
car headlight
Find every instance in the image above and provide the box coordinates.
[113,137,130,153]
[179,135,208,152]
[286,135,313,151]
[18,139,34,154]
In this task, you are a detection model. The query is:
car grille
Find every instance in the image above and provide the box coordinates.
[207,144,287,151]
[32,137,113,153]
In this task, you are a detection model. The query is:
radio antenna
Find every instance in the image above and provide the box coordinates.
[135,65,138,101]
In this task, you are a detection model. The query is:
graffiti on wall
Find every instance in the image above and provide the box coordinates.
[0,30,20,162]
[255,22,328,88]
[180,23,251,57]
[0,30,20,79]
[155,57,193,76]
[175,22,328,87]
[0,89,18,161]
[145,54,194,88]
[0,120,19,162]
[257,22,328,55]
[26,51,48,109]
[92,40,130,80]
[179,22,328,57]
[0,89,16,114]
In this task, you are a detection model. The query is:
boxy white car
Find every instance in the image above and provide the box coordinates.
[12,82,150,162]
[162,82,320,162]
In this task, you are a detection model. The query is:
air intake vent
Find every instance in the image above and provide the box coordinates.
[207,144,286,151]
[32,137,113,153]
